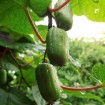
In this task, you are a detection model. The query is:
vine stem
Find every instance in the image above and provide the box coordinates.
[49,0,71,12]
[25,8,46,44]
[61,84,104,91]
[9,50,31,88]
[42,10,53,63]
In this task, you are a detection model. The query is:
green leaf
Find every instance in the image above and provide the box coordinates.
[70,0,105,22]
[37,25,48,39]
[92,64,105,84]
[60,100,72,105]
[2,59,19,72]
[0,88,36,105]
[0,39,36,50]
[29,10,43,22]
[70,0,82,15]
[14,0,29,7]
[0,89,7,105]
[32,85,46,105]
[17,67,36,85]
[2,53,19,72]
[0,0,34,35]
[68,55,81,68]
[63,90,105,104]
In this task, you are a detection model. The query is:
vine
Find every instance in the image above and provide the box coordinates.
[61,84,104,91]
[49,0,71,12]
[9,50,31,88]
[25,8,46,44]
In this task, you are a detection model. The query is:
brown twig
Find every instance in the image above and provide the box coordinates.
[61,84,104,91]
[49,0,71,12]
[25,8,46,44]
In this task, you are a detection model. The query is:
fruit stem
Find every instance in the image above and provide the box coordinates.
[61,84,104,91]
[48,10,53,29]
[25,8,46,44]
[49,0,71,12]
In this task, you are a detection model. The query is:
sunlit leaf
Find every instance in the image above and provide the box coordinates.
[70,0,105,21]
[92,64,105,84]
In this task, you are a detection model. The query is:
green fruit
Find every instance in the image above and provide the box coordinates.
[54,0,73,31]
[46,27,69,66]
[29,0,52,17]
[0,69,7,86]
[36,63,62,102]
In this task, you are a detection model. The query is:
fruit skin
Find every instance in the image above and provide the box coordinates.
[0,69,7,86]
[54,0,73,31]
[46,27,69,66]
[36,63,62,102]
[29,0,52,17]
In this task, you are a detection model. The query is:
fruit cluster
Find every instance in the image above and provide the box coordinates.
[29,0,73,104]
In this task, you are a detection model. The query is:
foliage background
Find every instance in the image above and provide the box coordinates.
[0,0,105,105]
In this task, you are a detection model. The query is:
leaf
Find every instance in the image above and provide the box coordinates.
[2,53,36,85]
[37,25,48,39]
[63,90,105,104]
[2,54,19,72]
[92,64,105,84]
[0,39,36,50]
[2,59,19,72]
[60,100,72,105]
[29,10,43,22]
[68,55,81,68]
[0,89,8,105]
[70,0,82,15]
[13,0,29,7]
[70,0,105,22]
[17,67,36,85]
[0,88,36,105]
[0,0,34,35]
[32,85,46,105]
